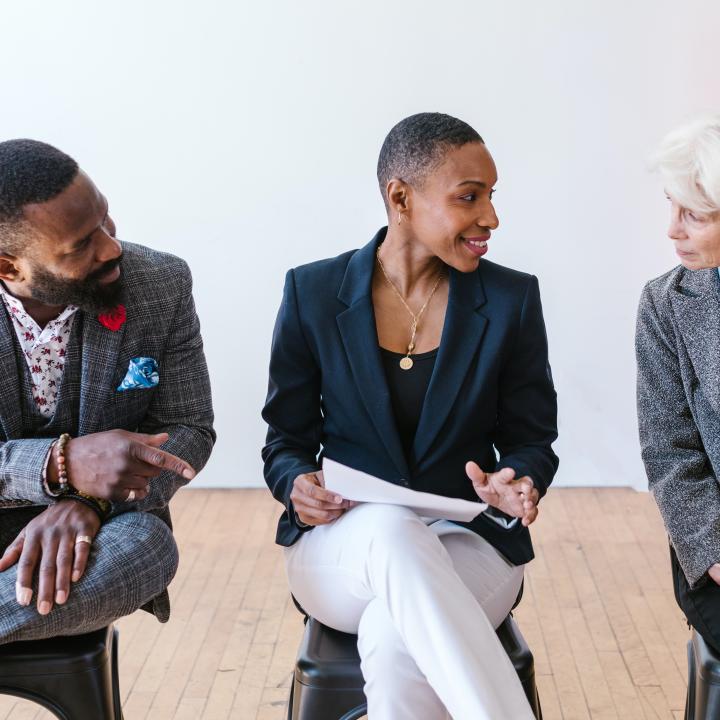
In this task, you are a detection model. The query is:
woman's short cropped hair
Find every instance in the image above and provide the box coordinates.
[652,114,720,215]
[377,113,483,209]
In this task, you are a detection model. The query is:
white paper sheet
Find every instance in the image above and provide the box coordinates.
[322,458,487,522]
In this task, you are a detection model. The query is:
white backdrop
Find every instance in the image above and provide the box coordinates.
[1,1,718,489]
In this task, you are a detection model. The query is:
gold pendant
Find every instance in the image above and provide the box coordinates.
[399,356,414,370]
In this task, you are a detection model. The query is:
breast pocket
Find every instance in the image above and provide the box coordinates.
[107,386,157,430]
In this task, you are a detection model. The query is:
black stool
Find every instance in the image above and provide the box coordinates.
[288,614,542,720]
[0,625,123,720]
[686,628,720,720]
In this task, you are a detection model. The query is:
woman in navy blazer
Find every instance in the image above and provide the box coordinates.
[263,113,558,719]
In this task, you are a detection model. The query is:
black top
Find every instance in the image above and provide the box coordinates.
[380,346,439,461]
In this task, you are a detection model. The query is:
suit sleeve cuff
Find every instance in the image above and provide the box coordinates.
[483,505,519,529]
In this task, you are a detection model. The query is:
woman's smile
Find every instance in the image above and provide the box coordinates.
[462,235,490,257]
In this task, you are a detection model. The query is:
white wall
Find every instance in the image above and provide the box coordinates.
[1,1,718,489]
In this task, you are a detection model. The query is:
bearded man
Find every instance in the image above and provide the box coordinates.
[0,139,215,642]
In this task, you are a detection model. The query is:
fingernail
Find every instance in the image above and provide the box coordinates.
[39,601,51,615]
[56,590,67,605]
[16,587,32,605]
[183,468,194,479]
[72,570,81,582]
[334,495,342,504]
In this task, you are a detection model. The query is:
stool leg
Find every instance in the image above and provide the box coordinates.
[338,707,368,720]
[111,628,124,720]
[686,639,695,720]
[287,681,294,720]
[3,661,115,720]
[519,666,541,719]
[56,655,117,720]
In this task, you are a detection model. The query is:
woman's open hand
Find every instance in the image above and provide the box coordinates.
[290,471,355,526]
[466,462,540,526]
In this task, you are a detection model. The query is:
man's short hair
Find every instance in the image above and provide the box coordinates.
[0,139,79,254]
[376,113,483,209]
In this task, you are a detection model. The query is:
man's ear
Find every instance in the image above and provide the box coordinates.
[0,254,22,283]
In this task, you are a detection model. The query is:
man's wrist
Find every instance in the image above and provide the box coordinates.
[55,497,104,529]
[58,493,109,522]
[41,435,110,520]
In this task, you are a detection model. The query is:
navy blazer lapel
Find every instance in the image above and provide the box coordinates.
[670,268,720,414]
[78,311,126,435]
[0,305,23,439]
[336,230,410,481]
[412,266,488,465]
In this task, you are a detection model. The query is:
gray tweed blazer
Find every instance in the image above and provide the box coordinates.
[0,241,215,620]
[637,265,720,588]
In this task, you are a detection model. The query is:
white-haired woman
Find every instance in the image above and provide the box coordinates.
[637,114,720,652]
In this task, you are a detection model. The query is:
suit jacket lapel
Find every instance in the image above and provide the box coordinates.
[670,268,720,414]
[78,311,126,435]
[412,267,488,465]
[0,305,23,439]
[336,230,410,481]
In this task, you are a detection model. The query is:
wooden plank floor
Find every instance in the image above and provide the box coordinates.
[0,488,691,719]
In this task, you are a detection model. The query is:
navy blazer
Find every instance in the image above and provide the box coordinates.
[262,228,558,565]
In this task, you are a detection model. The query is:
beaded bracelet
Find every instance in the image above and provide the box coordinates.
[55,432,71,493]
[51,433,111,520]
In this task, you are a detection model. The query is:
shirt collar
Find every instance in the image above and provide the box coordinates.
[0,281,78,329]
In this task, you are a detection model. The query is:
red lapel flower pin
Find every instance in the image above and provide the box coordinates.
[97,304,126,332]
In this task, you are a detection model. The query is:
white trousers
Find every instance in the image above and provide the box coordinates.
[284,502,534,720]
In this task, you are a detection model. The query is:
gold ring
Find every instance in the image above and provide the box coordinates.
[75,535,93,546]
[126,489,136,502]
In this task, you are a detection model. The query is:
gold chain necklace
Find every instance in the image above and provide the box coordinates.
[376,248,445,370]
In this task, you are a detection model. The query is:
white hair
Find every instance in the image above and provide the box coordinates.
[651,114,720,215]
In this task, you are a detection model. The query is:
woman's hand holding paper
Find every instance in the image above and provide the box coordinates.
[291,471,355,527]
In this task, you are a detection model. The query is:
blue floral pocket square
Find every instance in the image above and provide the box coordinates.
[117,357,160,391]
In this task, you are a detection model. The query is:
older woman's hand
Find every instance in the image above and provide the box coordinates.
[466,462,540,527]
[291,471,354,527]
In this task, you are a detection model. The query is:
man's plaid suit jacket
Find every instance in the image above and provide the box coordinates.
[0,241,215,621]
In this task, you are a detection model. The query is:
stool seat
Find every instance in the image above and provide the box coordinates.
[295,620,364,692]
[0,626,111,674]
[289,614,542,720]
[686,628,720,720]
[0,626,122,720]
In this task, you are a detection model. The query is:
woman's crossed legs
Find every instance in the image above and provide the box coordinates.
[285,502,533,720]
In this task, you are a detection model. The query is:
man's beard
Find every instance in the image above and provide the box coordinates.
[29,255,124,314]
